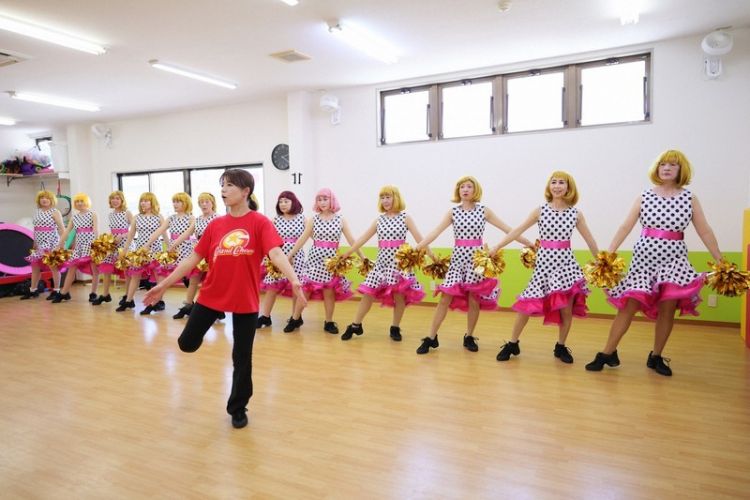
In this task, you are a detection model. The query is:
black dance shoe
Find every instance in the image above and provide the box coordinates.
[416,335,439,354]
[496,340,520,361]
[554,343,574,364]
[341,323,363,341]
[585,350,621,371]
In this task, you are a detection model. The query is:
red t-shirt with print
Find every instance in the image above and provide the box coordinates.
[194,211,282,313]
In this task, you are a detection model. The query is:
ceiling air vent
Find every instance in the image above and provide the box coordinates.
[269,50,311,63]
[0,50,25,68]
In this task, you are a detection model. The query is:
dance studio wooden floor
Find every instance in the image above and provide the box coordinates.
[1,284,749,499]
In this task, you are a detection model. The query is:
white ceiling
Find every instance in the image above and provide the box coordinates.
[1,0,749,132]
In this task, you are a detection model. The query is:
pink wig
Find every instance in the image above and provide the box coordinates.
[313,188,341,213]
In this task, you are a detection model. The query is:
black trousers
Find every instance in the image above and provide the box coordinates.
[178,302,258,415]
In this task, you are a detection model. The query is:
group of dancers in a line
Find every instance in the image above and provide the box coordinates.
[21,149,723,382]
[16,153,723,427]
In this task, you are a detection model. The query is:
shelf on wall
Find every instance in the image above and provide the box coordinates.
[0,172,69,187]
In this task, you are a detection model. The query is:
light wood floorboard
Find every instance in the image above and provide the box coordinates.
[1,284,749,499]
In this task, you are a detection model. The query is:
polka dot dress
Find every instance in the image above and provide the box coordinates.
[133,214,164,253]
[358,212,424,307]
[195,214,217,239]
[302,213,352,301]
[608,188,703,319]
[167,214,195,262]
[513,204,588,325]
[262,213,306,295]
[128,213,163,278]
[66,211,96,275]
[98,210,130,274]
[438,204,499,311]
[26,208,61,264]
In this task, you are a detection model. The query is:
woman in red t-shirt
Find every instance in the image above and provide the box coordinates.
[144,169,306,429]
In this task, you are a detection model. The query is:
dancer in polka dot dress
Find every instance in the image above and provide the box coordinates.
[415,176,534,354]
[174,192,219,320]
[21,190,65,300]
[491,171,599,364]
[53,193,99,303]
[286,188,362,334]
[117,192,165,312]
[586,150,724,376]
[339,186,427,342]
[148,193,196,316]
[256,191,306,328]
[93,191,133,306]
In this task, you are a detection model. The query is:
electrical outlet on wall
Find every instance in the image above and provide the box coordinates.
[707,294,718,307]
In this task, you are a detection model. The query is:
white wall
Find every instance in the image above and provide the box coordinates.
[64,97,290,226]
[303,30,750,252]
[2,30,748,254]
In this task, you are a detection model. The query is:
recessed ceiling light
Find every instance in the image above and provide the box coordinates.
[0,116,16,126]
[278,0,299,5]
[0,14,106,55]
[149,60,238,90]
[8,91,100,112]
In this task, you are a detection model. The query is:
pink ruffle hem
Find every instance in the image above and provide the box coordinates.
[358,275,425,308]
[303,276,352,302]
[435,278,499,312]
[512,280,589,325]
[606,274,705,320]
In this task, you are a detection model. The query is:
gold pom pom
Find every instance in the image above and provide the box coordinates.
[41,248,72,268]
[325,253,358,277]
[520,245,537,269]
[584,251,626,289]
[472,246,505,278]
[196,259,209,272]
[358,257,375,277]
[423,254,450,280]
[155,250,178,266]
[395,244,426,272]
[705,260,750,297]
[91,233,118,264]
[264,258,283,279]
[124,248,152,268]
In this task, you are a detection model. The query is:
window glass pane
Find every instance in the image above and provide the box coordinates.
[189,168,225,216]
[150,171,185,217]
[383,90,429,144]
[442,81,493,139]
[120,174,149,215]
[506,72,564,133]
[580,60,646,126]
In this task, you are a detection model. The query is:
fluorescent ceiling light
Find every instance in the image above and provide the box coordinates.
[0,14,106,55]
[149,60,238,90]
[0,116,16,126]
[327,20,399,64]
[278,0,299,5]
[8,91,100,112]
[617,0,640,25]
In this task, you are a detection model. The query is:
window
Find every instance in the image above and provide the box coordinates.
[117,164,264,216]
[380,87,431,144]
[506,70,565,133]
[440,79,494,139]
[579,56,649,126]
[378,52,650,144]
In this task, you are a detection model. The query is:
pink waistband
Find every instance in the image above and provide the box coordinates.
[282,238,297,244]
[379,239,405,249]
[111,229,129,235]
[77,227,94,233]
[642,228,684,240]
[34,226,54,232]
[314,240,339,249]
[170,233,181,240]
[455,239,482,247]
[539,239,571,249]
